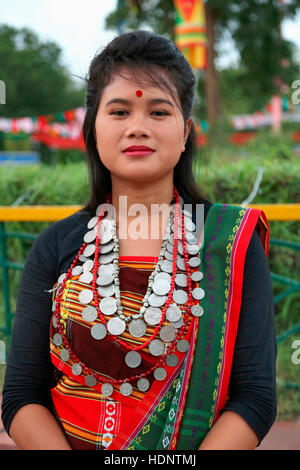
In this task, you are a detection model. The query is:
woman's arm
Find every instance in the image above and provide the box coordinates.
[9,404,72,450]
[198,411,259,450]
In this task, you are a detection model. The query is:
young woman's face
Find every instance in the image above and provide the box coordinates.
[94,68,192,184]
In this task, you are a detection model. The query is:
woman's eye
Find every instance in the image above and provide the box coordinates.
[110,110,169,117]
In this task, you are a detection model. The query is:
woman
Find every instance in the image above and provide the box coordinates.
[1,30,276,450]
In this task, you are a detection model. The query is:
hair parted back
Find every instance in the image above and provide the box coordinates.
[81,29,208,216]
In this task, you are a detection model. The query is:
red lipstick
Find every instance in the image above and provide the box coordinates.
[122,145,155,157]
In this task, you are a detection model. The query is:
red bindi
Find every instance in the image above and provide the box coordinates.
[136,90,143,97]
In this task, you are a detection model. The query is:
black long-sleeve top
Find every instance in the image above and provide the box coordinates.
[1,202,277,446]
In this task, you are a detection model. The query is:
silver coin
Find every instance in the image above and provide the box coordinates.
[78,288,94,305]
[79,271,93,284]
[99,252,116,265]
[107,317,126,335]
[154,367,167,381]
[166,354,179,367]
[137,378,150,392]
[166,304,182,322]
[87,216,98,229]
[192,287,205,300]
[101,383,113,397]
[160,325,176,343]
[177,257,186,271]
[82,259,94,273]
[60,348,70,362]
[125,351,142,368]
[144,307,162,326]
[148,293,167,308]
[72,363,82,376]
[149,339,165,356]
[99,220,114,244]
[187,244,200,256]
[191,305,204,317]
[177,339,190,353]
[166,242,174,254]
[52,315,58,327]
[99,240,114,254]
[171,317,184,329]
[191,271,203,282]
[96,273,114,287]
[57,272,67,285]
[98,284,115,297]
[128,319,147,338]
[91,323,107,340]
[175,273,188,288]
[72,265,83,276]
[173,289,188,305]
[79,254,89,263]
[184,218,195,232]
[186,232,197,244]
[161,259,173,274]
[152,279,170,296]
[100,297,117,315]
[98,263,114,276]
[177,240,184,256]
[53,333,62,346]
[154,272,171,283]
[120,382,133,396]
[82,305,98,322]
[84,229,97,244]
[164,250,175,262]
[189,256,201,268]
[85,375,97,387]
[83,244,96,258]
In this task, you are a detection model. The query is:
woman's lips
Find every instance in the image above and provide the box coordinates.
[123,150,155,157]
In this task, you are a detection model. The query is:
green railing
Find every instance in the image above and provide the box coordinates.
[1,207,300,390]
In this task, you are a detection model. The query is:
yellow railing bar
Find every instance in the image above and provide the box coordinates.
[0,204,299,222]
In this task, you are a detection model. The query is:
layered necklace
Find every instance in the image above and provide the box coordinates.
[52,187,205,397]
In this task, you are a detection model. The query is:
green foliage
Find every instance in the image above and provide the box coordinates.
[0,24,85,118]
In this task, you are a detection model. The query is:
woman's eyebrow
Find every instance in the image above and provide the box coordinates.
[105,98,174,107]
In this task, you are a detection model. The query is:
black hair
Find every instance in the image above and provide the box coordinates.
[81,29,208,215]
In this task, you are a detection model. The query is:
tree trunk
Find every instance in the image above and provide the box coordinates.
[204,3,221,124]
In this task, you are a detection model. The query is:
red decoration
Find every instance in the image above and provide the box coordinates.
[136,90,143,97]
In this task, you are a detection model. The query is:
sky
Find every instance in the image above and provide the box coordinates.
[1,0,300,83]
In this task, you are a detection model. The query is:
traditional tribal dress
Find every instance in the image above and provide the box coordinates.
[49,201,269,450]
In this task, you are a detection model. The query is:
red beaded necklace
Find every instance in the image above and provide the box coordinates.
[53,187,194,389]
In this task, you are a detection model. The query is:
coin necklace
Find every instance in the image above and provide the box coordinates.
[52,187,205,397]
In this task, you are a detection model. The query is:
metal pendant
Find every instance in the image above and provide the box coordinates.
[152,278,170,296]
[148,293,167,307]
[98,284,115,298]
[72,363,82,376]
[101,383,113,397]
[166,354,179,367]
[191,271,203,282]
[82,259,94,273]
[154,367,167,381]
[91,323,107,340]
[187,244,200,256]
[82,305,98,322]
[177,339,190,353]
[160,325,176,343]
[144,307,162,326]
[79,271,93,284]
[99,297,117,315]
[78,288,94,305]
[72,266,83,276]
[85,375,97,387]
[149,339,165,356]
[125,351,142,368]
[120,382,133,396]
[87,216,98,230]
[83,244,96,258]
[192,287,205,300]
[166,304,182,322]
[60,348,70,362]
[84,229,97,244]
[137,378,150,392]
[128,319,147,338]
[191,305,204,317]
[189,257,201,268]
[107,317,126,335]
[173,289,188,305]
[53,333,62,346]
[175,273,188,288]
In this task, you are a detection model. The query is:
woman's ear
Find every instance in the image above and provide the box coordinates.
[183,118,193,148]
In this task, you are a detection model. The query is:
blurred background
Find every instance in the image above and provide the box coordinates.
[0,0,300,449]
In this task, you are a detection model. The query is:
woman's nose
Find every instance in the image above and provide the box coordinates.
[125,115,149,137]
